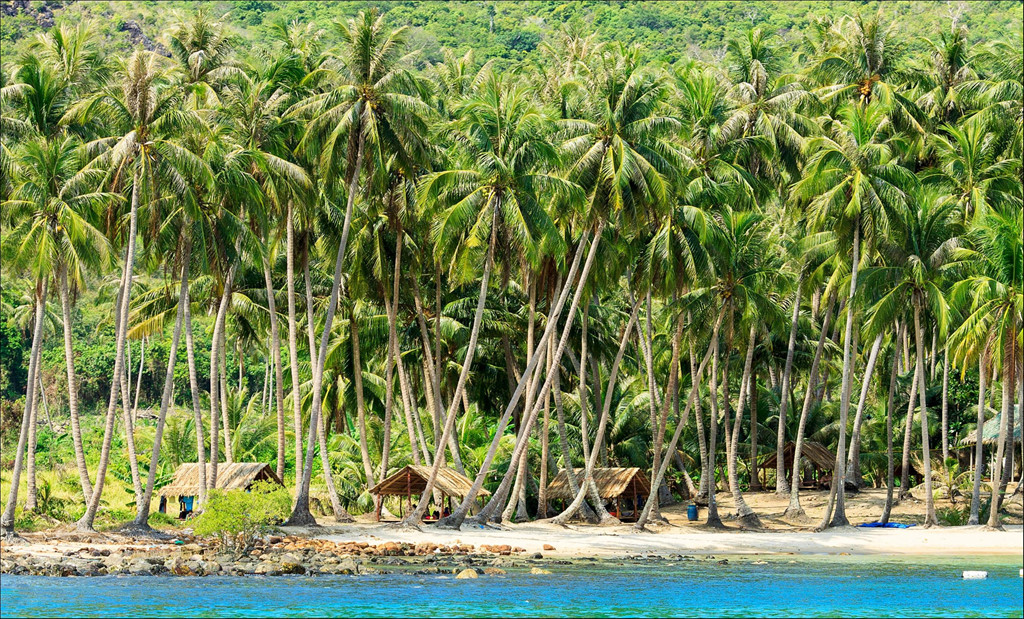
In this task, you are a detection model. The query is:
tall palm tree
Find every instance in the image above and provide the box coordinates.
[948,206,1022,528]
[404,70,570,527]
[65,50,205,531]
[793,100,915,527]
[285,9,429,525]
[864,188,962,526]
[0,136,112,532]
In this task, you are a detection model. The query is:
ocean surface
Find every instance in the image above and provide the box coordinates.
[2,555,1022,617]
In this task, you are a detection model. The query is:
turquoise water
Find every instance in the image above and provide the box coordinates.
[2,556,1022,617]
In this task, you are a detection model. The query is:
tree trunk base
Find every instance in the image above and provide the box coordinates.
[736,512,763,530]
[333,508,355,524]
[283,505,319,527]
[781,506,807,521]
[597,514,621,526]
[705,516,727,529]
[392,522,423,532]
[433,515,463,530]
[828,512,850,528]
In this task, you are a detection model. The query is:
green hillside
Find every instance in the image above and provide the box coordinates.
[2,1,1022,67]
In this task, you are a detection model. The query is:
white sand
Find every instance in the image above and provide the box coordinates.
[310,521,1024,558]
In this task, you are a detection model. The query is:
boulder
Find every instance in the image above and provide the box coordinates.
[543,544,556,551]
[277,553,306,574]
[483,567,506,575]
[530,567,551,575]
[254,562,282,576]
[456,568,479,579]
[127,560,153,576]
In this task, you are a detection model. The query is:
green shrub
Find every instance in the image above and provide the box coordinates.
[192,481,291,554]
[147,511,178,527]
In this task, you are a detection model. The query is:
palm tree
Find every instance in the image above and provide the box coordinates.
[0,136,112,533]
[793,100,915,527]
[285,9,429,525]
[864,188,962,526]
[404,70,571,527]
[948,206,1022,528]
[65,50,205,531]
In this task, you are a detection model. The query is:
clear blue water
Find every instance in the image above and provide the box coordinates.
[2,556,1022,617]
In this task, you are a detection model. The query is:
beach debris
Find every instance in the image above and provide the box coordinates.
[961,570,988,579]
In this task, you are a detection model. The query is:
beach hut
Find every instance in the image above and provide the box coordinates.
[367,464,489,522]
[158,462,284,517]
[758,441,835,490]
[545,467,651,522]
[961,407,1022,447]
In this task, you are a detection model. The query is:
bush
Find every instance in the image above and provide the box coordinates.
[192,481,291,555]
[147,511,178,527]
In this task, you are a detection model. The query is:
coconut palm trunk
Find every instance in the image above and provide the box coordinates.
[549,301,641,525]
[847,333,883,487]
[285,128,365,526]
[823,221,861,528]
[209,264,236,486]
[635,308,726,530]
[453,226,608,528]
[403,208,503,527]
[183,276,208,507]
[25,328,42,513]
[913,295,938,526]
[881,323,905,524]
[727,324,762,528]
[379,233,405,484]
[419,224,600,529]
[785,292,836,518]
[131,243,190,529]
[131,337,145,422]
[285,202,304,480]
[0,280,47,537]
[349,301,375,487]
[59,264,92,502]
[899,359,921,500]
[986,333,1017,529]
[263,258,287,480]
[302,250,347,521]
[77,171,141,532]
[940,347,950,466]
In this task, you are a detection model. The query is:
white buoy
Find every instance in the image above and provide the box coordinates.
[962,570,988,579]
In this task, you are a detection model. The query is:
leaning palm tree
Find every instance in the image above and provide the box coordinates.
[63,50,205,531]
[403,70,570,527]
[948,206,1022,528]
[284,9,430,525]
[863,188,962,526]
[0,137,113,535]
[792,100,915,527]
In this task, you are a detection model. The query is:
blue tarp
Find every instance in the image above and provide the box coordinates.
[857,522,915,528]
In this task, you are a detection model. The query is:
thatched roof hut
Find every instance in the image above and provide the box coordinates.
[758,441,834,489]
[760,441,835,472]
[158,462,283,497]
[367,465,488,522]
[962,406,1021,446]
[545,467,651,501]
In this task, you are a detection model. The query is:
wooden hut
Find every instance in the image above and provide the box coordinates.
[158,462,283,517]
[545,467,651,522]
[367,465,489,522]
[758,441,834,490]
[961,407,1022,446]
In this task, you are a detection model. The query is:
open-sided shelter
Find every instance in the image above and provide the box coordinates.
[545,467,651,522]
[368,464,489,522]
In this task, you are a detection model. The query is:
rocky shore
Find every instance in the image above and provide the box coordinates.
[0,535,577,578]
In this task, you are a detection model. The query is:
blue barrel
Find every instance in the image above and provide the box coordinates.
[687,504,699,521]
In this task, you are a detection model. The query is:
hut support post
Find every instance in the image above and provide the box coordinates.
[375,496,383,522]
[632,482,638,521]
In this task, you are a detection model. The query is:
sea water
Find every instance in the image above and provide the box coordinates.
[2,555,1022,617]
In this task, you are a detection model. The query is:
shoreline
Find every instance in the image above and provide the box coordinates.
[1,521,1020,580]
[309,521,1024,559]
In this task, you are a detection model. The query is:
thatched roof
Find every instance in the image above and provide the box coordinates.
[368,465,490,498]
[962,406,1021,445]
[158,462,283,497]
[759,441,835,472]
[545,467,651,500]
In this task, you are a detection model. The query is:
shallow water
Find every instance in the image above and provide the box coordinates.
[2,555,1022,618]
